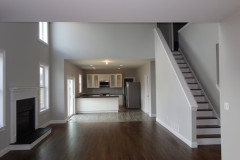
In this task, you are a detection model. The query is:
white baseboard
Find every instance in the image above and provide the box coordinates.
[149,114,156,117]
[39,119,67,128]
[0,146,10,157]
[156,118,198,148]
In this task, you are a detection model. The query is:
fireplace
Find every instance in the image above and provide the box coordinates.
[10,87,51,147]
[16,98,35,141]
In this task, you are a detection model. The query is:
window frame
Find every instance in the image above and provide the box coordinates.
[39,64,49,112]
[0,50,5,131]
[79,74,82,93]
[38,22,49,45]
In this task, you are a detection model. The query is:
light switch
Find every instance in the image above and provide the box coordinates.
[224,102,230,110]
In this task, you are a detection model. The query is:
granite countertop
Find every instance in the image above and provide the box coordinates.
[78,94,119,98]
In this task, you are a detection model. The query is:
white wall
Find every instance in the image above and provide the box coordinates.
[0,23,50,152]
[219,10,240,160]
[179,23,220,116]
[136,62,151,114]
[50,23,156,120]
[155,28,195,147]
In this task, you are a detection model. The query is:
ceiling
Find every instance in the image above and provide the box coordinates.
[67,59,151,70]
[0,0,239,22]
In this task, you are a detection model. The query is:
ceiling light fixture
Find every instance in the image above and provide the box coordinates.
[103,59,111,65]
[120,65,123,67]
[90,65,93,66]
[118,68,121,70]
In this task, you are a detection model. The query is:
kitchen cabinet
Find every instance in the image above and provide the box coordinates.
[98,74,110,82]
[110,74,122,88]
[87,74,99,88]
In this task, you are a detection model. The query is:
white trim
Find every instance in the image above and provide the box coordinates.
[149,114,156,117]
[216,84,220,92]
[0,49,6,130]
[156,118,198,148]
[39,119,68,128]
[10,130,51,150]
[0,146,10,157]
[178,23,192,33]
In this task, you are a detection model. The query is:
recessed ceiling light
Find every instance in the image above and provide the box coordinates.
[118,68,121,70]
[103,59,111,65]
[90,65,93,67]
[120,65,123,67]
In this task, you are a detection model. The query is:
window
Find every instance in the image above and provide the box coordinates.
[0,51,5,129]
[39,22,48,44]
[39,64,49,112]
[79,74,82,93]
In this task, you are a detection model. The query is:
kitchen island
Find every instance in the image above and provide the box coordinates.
[76,95,119,113]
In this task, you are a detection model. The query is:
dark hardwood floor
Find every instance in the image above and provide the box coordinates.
[1,121,221,160]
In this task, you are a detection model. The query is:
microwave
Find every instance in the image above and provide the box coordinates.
[99,81,110,87]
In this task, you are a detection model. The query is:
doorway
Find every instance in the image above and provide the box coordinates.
[67,78,75,117]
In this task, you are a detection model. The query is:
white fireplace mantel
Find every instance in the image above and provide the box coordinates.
[10,87,39,143]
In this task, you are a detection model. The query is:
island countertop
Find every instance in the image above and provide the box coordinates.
[78,95,119,98]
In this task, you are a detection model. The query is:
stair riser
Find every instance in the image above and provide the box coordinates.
[197,128,221,135]
[173,52,181,56]
[198,103,210,109]
[176,60,185,63]
[179,64,188,68]
[174,55,183,59]
[181,68,190,72]
[191,90,204,96]
[195,96,207,102]
[183,73,194,78]
[186,79,197,83]
[189,84,200,89]
[197,111,214,117]
[197,138,221,145]
[197,119,219,125]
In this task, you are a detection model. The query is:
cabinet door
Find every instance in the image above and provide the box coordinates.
[87,74,93,88]
[93,74,99,88]
[110,74,115,87]
[116,74,122,87]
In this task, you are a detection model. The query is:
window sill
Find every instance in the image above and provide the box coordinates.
[0,126,6,133]
[40,108,49,114]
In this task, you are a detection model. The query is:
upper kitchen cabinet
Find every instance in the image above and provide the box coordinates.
[110,74,122,88]
[87,74,99,88]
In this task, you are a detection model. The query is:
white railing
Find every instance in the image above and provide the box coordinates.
[154,28,198,111]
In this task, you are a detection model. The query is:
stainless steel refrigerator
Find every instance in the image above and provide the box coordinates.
[125,82,141,109]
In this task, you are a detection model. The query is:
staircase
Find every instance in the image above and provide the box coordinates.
[172,51,221,146]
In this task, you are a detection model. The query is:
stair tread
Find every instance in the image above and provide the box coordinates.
[178,62,186,64]
[180,67,189,69]
[188,82,198,84]
[197,134,221,138]
[194,95,204,97]
[197,102,208,104]
[197,125,220,128]
[185,77,195,79]
[197,117,217,119]
[197,109,212,111]
[191,88,201,90]
[182,71,192,73]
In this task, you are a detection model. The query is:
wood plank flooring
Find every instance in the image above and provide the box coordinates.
[1,120,221,160]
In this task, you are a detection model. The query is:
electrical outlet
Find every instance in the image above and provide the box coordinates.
[224,102,230,111]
